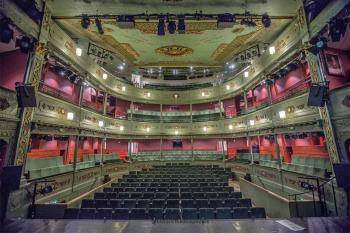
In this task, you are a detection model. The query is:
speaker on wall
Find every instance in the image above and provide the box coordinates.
[15,83,37,108]
[307,84,328,107]
[333,164,350,190]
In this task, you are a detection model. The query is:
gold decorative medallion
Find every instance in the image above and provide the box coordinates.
[155,45,193,57]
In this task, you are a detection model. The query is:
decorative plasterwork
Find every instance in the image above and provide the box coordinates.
[155,45,194,57]
[135,61,218,67]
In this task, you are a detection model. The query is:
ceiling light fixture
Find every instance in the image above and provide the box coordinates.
[201,92,205,97]
[269,46,275,55]
[147,92,151,97]
[229,124,233,130]
[146,127,150,132]
[203,126,207,132]
[98,120,104,127]
[15,36,34,53]
[102,73,108,80]
[226,85,230,90]
[279,110,286,119]
[122,86,126,91]
[244,71,249,78]
[67,112,74,120]
[119,125,124,131]
[249,120,255,126]
[262,14,271,28]
[76,47,82,56]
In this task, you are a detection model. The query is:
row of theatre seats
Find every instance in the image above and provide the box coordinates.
[25,153,123,179]
[233,153,331,177]
[64,163,266,220]
[131,150,222,162]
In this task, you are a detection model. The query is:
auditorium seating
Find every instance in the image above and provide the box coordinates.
[132,151,222,162]
[25,153,122,179]
[25,157,73,179]
[64,163,266,220]
[282,155,331,177]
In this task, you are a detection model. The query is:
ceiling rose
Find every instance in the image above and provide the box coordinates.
[155,45,193,57]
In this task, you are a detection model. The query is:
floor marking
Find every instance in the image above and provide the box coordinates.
[276,220,305,231]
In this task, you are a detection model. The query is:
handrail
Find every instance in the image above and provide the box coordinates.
[287,176,336,199]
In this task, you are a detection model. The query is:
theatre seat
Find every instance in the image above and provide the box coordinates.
[164,208,181,219]
[148,208,163,220]
[79,208,95,219]
[199,208,215,219]
[112,208,129,220]
[182,208,198,219]
[129,208,147,219]
[249,207,267,218]
[94,208,112,219]
[63,208,79,219]
[216,208,232,219]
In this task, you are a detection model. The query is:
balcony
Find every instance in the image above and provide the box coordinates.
[82,99,104,114]
[39,82,80,105]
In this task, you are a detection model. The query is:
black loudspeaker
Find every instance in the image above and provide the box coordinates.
[15,84,37,108]
[333,164,350,190]
[1,166,22,191]
[307,84,327,107]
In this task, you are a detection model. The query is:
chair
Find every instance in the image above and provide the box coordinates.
[193,193,206,199]
[118,192,130,199]
[112,208,129,220]
[210,199,223,208]
[94,192,105,199]
[79,208,95,219]
[129,208,147,220]
[196,199,209,209]
[124,199,137,209]
[181,193,193,199]
[94,208,112,219]
[231,192,242,199]
[148,208,163,220]
[81,199,95,208]
[130,192,142,199]
[216,208,232,219]
[164,208,181,220]
[182,208,198,219]
[223,199,238,209]
[199,208,215,220]
[143,192,154,199]
[181,199,195,208]
[168,193,180,199]
[152,199,165,209]
[95,199,108,209]
[105,192,117,199]
[249,208,266,218]
[110,200,123,209]
[232,207,249,219]
[154,192,167,199]
[166,199,180,208]
[63,208,79,219]
[137,199,150,208]
[238,199,252,207]
[206,193,217,199]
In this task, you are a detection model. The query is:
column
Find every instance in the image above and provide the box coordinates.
[306,52,341,163]
[274,134,282,169]
[267,82,273,105]
[243,90,248,110]
[191,136,194,160]
[160,104,163,123]
[14,4,51,168]
[247,136,253,164]
[128,139,132,162]
[103,93,108,116]
[219,100,223,118]
[130,101,133,120]
[190,104,193,123]
[160,137,163,161]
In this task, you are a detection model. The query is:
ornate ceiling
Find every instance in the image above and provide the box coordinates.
[49,0,298,86]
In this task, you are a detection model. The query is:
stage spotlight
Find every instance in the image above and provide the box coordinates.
[16,36,34,53]
[0,18,14,43]
[287,62,299,71]
[217,13,236,28]
[167,20,176,34]
[328,18,347,42]
[95,17,104,34]
[308,37,327,55]
[178,15,186,34]
[39,185,53,195]
[158,17,165,36]
[279,68,289,76]
[262,14,271,28]
[81,14,90,29]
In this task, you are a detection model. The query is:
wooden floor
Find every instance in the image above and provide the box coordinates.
[2,217,350,233]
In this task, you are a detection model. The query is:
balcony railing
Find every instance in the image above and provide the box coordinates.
[272,79,311,104]
[82,99,104,113]
[39,82,79,104]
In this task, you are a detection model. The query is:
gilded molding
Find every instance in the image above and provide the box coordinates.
[135,21,218,34]
[306,52,340,163]
[155,45,193,57]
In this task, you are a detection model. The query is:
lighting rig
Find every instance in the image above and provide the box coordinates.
[77,11,273,36]
[13,0,43,24]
